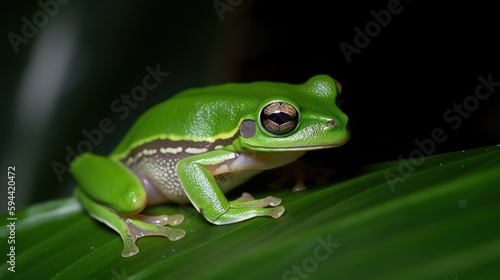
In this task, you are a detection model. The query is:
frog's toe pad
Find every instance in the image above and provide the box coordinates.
[121,239,140,257]
[269,205,285,218]
[266,196,282,207]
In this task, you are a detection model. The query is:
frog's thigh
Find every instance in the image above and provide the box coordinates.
[71,153,146,214]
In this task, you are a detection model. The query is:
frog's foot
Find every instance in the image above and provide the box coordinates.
[77,189,186,257]
[210,194,285,224]
[117,214,186,257]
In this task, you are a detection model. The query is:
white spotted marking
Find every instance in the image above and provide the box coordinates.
[125,151,144,165]
[160,147,183,154]
[142,149,157,155]
[185,147,208,154]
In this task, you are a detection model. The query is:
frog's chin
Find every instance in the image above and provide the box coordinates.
[286,135,351,151]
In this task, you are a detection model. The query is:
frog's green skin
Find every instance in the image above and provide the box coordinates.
[71,75,350,257]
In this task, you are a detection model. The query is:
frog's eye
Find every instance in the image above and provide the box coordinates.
[260,102,298,135]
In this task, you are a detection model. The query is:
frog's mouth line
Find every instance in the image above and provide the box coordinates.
[245,129,351,152]
[249,138,350,152]
[259,144,345,152]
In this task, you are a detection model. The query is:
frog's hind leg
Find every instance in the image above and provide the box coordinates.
[75,189,185,257]
[71,153,185,257]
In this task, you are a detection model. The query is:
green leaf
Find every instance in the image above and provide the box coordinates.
[2,145,500,279]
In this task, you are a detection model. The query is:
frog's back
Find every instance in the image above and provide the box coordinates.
[110,76,336,158]
[110,82,265,157]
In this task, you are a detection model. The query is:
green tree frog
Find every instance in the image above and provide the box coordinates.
[71,75,350,257]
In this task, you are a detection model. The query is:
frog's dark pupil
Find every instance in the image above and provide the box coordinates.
[260,102,299,135]
[268,112,294,124]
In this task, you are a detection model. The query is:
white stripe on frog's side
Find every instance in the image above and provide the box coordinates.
[185,147,208,154]
[122,134,238,167]
[160,147,183,154]
[142,149,157,155]
[126,147,184,165]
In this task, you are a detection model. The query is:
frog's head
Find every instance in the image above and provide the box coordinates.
[235,75,350,152]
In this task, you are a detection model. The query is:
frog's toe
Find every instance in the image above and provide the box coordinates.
[211,203,286,225]
[230,194,282,208]
[234,192,255,202]
[212,195,285,223]
[268,205,285,218]
[266,196,282,207]
[121,238,140,258]
[127,218,186,241]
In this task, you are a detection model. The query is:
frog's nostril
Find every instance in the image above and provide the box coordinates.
[327,120,336,128]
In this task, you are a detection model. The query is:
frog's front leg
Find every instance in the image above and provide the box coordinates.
[177,150,303,225]
[72,153,186,257]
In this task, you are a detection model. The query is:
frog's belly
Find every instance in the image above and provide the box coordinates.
[127,154,261,205]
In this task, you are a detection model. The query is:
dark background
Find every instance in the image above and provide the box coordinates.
[1,1,499,209]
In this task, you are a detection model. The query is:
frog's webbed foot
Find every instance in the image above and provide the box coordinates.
[210,192,285,223]
[118,214,186,257]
